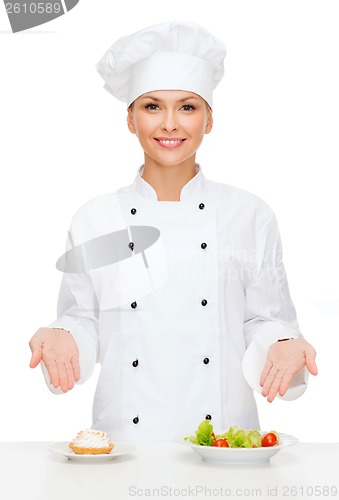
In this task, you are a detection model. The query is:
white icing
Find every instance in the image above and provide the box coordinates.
[71,429,113,448]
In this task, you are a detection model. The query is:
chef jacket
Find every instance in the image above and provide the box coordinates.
[44,165,308,442]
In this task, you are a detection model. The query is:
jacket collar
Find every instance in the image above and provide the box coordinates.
[132,164,206,201]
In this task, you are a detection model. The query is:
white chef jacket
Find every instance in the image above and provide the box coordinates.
[45,165,307,442]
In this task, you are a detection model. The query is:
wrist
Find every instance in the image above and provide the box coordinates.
[52,327,71,334]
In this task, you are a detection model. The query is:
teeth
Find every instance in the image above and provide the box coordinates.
[159,139,182,145]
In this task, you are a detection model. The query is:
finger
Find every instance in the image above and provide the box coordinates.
[29,348,42,368]
[277,369,295,397]
[64,361,75,390]
[70,355,80,382]
[56,359,70,393]
[306,350,318,376]
[29,337,42,368]
[260,360,273,387]
[44,357,60,388]
[261,366,279,397]
[266,370,285,403]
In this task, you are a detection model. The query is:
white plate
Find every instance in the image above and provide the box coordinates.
[48,441,136,462]
[181,433,298,465]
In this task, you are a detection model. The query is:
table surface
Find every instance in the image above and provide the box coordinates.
[1,441,338,500]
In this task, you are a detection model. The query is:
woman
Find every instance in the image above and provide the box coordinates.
[29,21,317,441]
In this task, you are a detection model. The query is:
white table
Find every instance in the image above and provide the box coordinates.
[1,442,338,500]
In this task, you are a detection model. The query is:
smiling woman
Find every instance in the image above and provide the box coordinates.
[127,90,213,200]
[28,20,317,443]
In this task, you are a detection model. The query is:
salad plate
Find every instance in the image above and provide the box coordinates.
[48,442,136,462]
[181,432,298,465]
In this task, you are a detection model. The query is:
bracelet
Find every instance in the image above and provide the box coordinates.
[52,327,70,333]
[277,338,293,342]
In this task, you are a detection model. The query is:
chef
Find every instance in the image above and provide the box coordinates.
[29,21,317,442]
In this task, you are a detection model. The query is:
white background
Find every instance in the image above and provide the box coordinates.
[0,1,338,442]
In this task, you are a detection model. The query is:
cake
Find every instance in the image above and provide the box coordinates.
[69,429,114,455]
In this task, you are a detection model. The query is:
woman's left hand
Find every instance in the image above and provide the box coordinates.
[260,338,318,402]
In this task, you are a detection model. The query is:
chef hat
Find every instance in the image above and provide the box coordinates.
[95,21,226,108]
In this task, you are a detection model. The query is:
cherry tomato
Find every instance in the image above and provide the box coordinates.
[261,432,278,447]
[212,438,229,447]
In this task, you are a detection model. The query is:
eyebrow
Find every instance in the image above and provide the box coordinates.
[140,95,199,103]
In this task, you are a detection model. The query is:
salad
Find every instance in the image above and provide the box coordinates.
[184,419,280,448]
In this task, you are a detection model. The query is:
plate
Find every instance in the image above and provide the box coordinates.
[181,433,298,465]
[48,441,136,462]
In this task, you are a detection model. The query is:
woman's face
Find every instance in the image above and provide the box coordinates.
[127,90,213,169]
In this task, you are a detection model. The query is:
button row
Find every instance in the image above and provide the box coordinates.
[130,203,206,215]
[128,242,207,251]
[130,300,209,309]
[130,200,209,427]
[131,357,210,367]
[132,414,212,425]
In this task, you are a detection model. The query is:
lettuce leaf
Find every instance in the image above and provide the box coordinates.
[184,419,214,446]
[184,420,267,448]
[221,425,262,448]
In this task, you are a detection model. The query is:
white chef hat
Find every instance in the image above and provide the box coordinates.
[95,21,226,108]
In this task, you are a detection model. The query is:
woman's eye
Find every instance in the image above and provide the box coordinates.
[145,103,159,110]
[181,104,195,111]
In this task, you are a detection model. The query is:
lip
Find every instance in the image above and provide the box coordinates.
[154,137,186,148]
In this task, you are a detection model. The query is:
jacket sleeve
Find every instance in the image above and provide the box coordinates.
[41,257,100,394]
[242,213,308,400]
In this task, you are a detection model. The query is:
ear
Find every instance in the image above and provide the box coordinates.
[127,109,136,134]
[204,112,213,135]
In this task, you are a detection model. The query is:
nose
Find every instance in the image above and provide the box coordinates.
[161,110,178,132]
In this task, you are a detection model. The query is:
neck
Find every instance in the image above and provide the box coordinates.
[141,157,197,201]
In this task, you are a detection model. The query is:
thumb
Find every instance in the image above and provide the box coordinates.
[305,348,318,376]
[29,339,42,368]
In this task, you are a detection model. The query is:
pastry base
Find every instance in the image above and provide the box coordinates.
[69,443,114,455]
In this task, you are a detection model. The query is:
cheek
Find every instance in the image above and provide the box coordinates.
[190,122,208,139]
[133,117,153,138]
[182,115,209,137]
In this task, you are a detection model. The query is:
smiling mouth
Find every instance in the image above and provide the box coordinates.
[154,138,186,147]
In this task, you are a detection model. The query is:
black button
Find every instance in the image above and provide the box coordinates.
[133,416,139,424]
[131,302,137,309]
[201,299,208,306]
[199,203,205,210]
[201,242,207,249]
[205,414,212,420]
[131,208,137,215]
[128,242,134,251]
[132,359,139,367]
[203,357,210,365]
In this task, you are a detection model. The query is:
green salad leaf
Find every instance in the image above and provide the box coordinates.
[184,419,214,446]
[220,425,262,448]
[184,420,278,448]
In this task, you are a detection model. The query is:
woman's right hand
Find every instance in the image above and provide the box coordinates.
[29,327,80,393]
